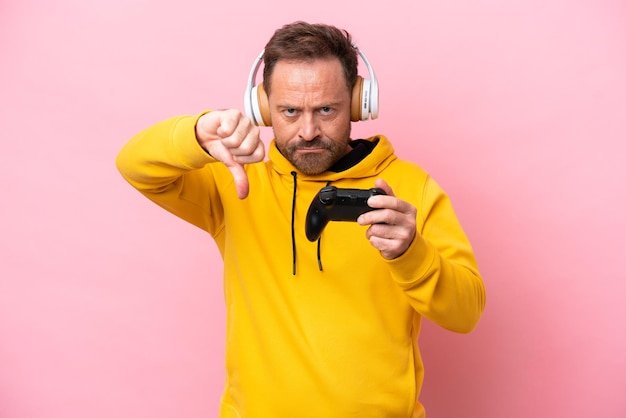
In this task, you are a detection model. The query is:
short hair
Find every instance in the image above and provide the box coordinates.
[262,21,358,96]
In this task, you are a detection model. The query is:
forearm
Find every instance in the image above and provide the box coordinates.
[115,112,224,231]
[116,113,213,192]
[388,177,486,333]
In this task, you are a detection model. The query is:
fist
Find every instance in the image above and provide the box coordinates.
[196,110,265,198]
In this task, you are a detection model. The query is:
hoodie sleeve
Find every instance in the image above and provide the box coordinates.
[387,175,486,333]
[115,112,228,235]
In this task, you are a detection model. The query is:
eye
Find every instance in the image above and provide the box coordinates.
[320,107,333,116]
[283,108,298,117]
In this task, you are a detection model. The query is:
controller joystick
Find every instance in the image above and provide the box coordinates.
[305,186,386,242]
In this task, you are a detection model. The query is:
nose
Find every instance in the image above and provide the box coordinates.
[298,112,320,141]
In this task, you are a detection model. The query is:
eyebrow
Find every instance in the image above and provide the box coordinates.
[275,101,343,110]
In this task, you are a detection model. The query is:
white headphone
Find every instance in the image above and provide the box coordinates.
[244,45,379,127]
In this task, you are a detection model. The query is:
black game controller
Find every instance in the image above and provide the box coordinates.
[305,186,387,242]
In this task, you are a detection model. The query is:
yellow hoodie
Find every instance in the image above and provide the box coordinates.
[116,113,486,418]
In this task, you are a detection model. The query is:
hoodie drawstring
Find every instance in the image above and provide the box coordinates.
[290,171,298,275]
[316,239,323,271]
[290,172,328,275]
[315,180,332,272]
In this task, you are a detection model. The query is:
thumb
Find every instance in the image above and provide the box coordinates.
[205,141,250,199]
[226,161,250,199]
[374,178,395,197]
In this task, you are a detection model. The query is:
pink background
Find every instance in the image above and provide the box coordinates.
[1,1,625,417]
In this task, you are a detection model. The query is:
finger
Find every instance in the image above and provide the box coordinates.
[215,109,242,138]
[232,139,266,164]
[358,207,396,226]
[366,225,415,260]
[229,127,263,158]
[368,235,405,260]
[367,222,414,241]
[360,197,417,226]
[368,182,416,218]
[220,114,258,150]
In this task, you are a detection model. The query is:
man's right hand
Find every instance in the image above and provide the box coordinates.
[195,110,265,199]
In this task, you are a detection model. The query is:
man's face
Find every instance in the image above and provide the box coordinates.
[268,57,352,175]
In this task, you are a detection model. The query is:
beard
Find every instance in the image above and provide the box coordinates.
[275,124,352,175]
[279,137,350,175]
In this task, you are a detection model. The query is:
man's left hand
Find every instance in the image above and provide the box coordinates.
[357,178,417,260]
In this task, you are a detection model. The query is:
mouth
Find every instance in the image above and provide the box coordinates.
[296,147,326,154]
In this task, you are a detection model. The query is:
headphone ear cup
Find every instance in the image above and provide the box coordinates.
[249,84,271,127]
[351,47,380,121]
[351,76,365,122]
[256,83,272,126]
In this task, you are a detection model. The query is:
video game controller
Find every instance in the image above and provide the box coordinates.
[305,186,387,242]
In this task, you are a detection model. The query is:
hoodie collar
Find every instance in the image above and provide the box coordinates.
[268,135,397,181]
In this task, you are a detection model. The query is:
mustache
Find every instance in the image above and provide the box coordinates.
[292,138,331,150]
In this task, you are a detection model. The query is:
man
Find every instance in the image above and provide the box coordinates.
[117,21,485,418]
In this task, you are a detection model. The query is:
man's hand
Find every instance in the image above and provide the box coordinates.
[357,178,417,260]
[196,110,265,199]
